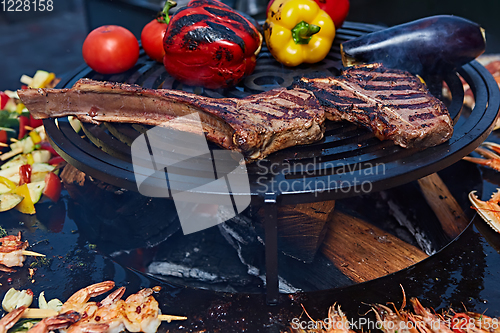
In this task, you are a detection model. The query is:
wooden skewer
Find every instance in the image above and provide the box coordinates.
[158,314,188,322]
[21,308,187,322]
[24,125,34,131]
[0,147,23,161]
[22,250,46,257]
[0,142,8,148]
[9,138,18,143]
[22,308,58,318]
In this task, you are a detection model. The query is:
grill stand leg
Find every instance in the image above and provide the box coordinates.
[264,192,279,305]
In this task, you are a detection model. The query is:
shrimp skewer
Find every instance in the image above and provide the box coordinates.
[59,282,184,333]
[0,232,44,273]
[1,282,186,333]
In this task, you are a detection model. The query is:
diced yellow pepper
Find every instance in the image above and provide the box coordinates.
[31,70,55,88]
[26,153,34,165]
[16,102,25,115]
[0,176,16,190]
[29,131,41,144]
[12,184,35,215]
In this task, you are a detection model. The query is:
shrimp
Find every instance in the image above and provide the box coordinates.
[0,232,28,272]
[322,303,355,333]
[27,311,81,333]
[373,303,420,333]
[409,298,453,333]
[465,312,500,333]
[60,281,116,315]
[0,306,27,333]
[122,289,161,333]
[66,287,126,333]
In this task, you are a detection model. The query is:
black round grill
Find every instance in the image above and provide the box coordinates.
[44,22,500,204]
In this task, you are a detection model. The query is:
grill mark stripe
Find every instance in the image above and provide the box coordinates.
[376,93,429,100]
[362,84,417,91]
[409,112,436,122]
[386,101,435,110]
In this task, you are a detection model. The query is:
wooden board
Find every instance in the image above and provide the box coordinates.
[321,210,429,283]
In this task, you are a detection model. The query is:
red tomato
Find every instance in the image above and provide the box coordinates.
[43,172,62,202]
[141,1,176,62]
[141,20,169,62]
[82,25,140,74]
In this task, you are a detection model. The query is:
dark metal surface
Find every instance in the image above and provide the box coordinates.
[1,178,500,332]
[43,22,500,204]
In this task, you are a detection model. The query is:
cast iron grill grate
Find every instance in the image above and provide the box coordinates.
[43,22,500,204]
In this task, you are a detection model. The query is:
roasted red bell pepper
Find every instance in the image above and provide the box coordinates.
[19,164,32,186]
[315,0,350,28]
[0,92,10,110]
[0,130,7,144]
[162,0,262,89]
[29,114,44,128]
[267,0,350,29]
[18,115,29,139]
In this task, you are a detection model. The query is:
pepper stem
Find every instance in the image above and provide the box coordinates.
[157,0,177,25]
[291,21,321,45]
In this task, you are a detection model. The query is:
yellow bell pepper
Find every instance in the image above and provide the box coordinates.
[12,184,35,215]
[264,0,335,67]
[0,176,16,190]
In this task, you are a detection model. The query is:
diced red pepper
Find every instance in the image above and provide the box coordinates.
[43,172,62,202]
[48,156,65,166]
[18,115,30,139]
[19,164,32,185]
[0,92,10,110]
[30,115,44,128]
[39,141,59,156]
[0,130,7,144]
[21,85,29,90]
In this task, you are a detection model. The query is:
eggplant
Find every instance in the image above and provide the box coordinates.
[341,15,486,75]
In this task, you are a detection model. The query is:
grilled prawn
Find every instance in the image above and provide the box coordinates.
[0,232,28,272]
[373,303,419,333]
[409,298,452,333]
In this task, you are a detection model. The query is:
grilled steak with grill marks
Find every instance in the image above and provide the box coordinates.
[298,63,453,149]
[18,78,325,162]
[18,64,454,162]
